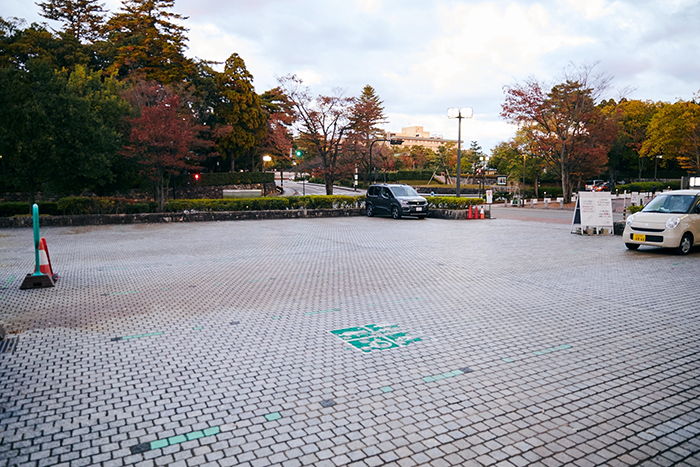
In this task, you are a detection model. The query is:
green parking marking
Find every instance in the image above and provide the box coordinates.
[330,324,423,353]
[138,426,221,453]
[186,431,204,441]
[113,332,164,342]
[150,439,168,449]
[161,288,169,291]
[533,344,572,356]
[393,297,423,304]
[203,426,220,436]
[6,275,16,284]
[265,412,281,421]
[109,291,139,296]
[422,369,465,383]
[502,358,515,363]
[193,326,203,331]
[304,308,341,316]
[380,386,393,393]
[168,434,187,445]
[272,316,281,320]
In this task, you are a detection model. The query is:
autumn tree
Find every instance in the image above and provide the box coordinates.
[37,0,106,42]
[345,84,387,182]
[104,0,194,83]
[602,99,663,179]
[255,87,294,166]
[214,53,266,172]
[122,81,211,210]
[279,74,354,195]
[641,98,700,174]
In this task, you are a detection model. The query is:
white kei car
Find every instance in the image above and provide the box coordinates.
[623,189,700,255]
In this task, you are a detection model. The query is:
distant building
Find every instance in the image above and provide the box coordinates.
[387,126,459,151]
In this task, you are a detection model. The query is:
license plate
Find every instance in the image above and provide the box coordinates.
[632,234,646,242]
[415,207,422,212]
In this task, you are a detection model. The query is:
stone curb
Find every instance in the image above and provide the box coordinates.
[0,208,492,228]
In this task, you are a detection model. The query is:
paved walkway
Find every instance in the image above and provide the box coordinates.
[1,216,699,466]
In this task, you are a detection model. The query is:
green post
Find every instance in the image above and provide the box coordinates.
[32,204,42,276]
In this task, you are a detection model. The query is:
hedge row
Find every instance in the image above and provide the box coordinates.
[616,181,681,192]
[165,195,365,212]
[56,197,157,215]
[0,202,60,216]
[0,198,156,216]
[425,196,484,209]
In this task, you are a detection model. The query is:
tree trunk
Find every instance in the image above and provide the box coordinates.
[560,146,571,203]
[230,152,235,172]
[157,167,165,212]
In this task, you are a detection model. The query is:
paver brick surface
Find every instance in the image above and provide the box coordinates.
[1,216,699,466]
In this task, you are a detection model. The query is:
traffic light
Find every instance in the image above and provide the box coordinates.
[295,150,303,157]
[194,173,200,181]
[476,168,482,176]
[390,139,404,145]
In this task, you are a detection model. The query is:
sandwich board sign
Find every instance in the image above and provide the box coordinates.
[571,191,614,235]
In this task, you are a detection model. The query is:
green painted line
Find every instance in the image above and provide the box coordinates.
[186,431,204,441]
[150,439,168,449]
[193,326,203,331]
[393,297,423,304]
[380,386,393,393]
[122,331,164,340]
[423,369,464,383]
[203,426,220,436]
[110,291,139,296]
[503,358,515,363]
[161,288,169,291]
[265,412,281,421]
[6,275,16,284]
[533,344,572,356]
[168,434,187,445]
[304,308,341,316]
[272,316,281,320]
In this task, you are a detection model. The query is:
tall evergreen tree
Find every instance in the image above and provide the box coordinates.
[104,0,194,83]
[37,0,106,43]
[346,84,386,182]
[214,53,266,172]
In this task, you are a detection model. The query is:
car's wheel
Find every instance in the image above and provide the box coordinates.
[676,233,693,255]
[625,243,639,250]
[366,204,374,217]
[391,205,401,219]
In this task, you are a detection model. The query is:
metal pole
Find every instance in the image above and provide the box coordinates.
[522,154,526,207]
[456,115,462,198]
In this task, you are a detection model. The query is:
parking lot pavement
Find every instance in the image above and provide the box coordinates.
[1,217,699,467]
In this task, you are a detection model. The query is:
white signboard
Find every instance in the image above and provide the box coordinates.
[572,191,614,235]
[486,189,493,204]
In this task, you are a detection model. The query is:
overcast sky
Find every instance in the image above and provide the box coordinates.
[5,0,700,152]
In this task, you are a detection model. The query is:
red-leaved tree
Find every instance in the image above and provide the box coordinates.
[123,81,212,210]
[501,63,616,202]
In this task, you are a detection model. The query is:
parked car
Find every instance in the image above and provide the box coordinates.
[623,189,700,254]
[366,183,428,219]
[584,180,609,191]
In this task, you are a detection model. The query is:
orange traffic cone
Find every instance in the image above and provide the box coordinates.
[480,207,485,219]
[467,205,472,219]
[38,238,58,281]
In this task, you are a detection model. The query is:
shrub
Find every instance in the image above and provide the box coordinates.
[426,196,483,210]
[627,205,644,214]
[56,197,157,215]
[615,181,680,192]
[0,202,60,217]
[166,195,364,212]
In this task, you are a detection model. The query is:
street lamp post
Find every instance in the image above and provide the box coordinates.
[655,155,663,180]
[447,107,473,197]
[522,154,526,207]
